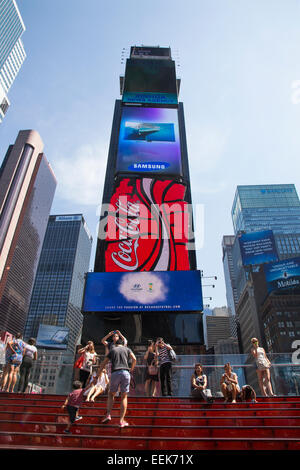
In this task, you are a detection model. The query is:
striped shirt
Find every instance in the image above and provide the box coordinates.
[158,345,172,365]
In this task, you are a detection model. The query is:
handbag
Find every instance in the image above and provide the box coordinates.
[74,354,84,369]
[148,360,158,376]
[169,348,177,362]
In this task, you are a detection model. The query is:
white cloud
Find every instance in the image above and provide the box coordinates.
[119,272,168,304]
[52,142,107,205]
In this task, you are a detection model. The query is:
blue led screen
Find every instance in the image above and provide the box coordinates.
[238,230,279,266]
[83,271,203,312]
[264,257,300,293]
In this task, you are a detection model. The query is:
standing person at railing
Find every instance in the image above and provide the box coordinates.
[77,341,97,388]
[17,338,38,393]
[0,333,26,393]
[144,340,159,397]
[250,338,276,397]
[155,337,175,397]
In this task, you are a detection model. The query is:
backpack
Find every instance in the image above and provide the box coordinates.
[169,348,177,362]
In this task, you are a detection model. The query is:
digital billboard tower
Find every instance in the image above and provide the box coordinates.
[82,46,203,352]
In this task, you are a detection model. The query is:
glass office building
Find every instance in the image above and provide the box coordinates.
[227,184,300,354]
[232,184,300,235]
[24,215,93,353]
[0,0,26,122]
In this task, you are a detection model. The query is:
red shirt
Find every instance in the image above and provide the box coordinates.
[67,389,85,407]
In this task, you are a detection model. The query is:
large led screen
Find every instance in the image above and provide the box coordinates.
[238,230,279,266]
[116,107,182,176]
[36,324,69,350]
[264,257,300,293]
[103,177,191,272]
[83,270,203,313]
[123,58,178,105]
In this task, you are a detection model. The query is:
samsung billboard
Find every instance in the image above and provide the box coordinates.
[238,230,278,266]
[264,257,300,293]
[83,270,203,313]
[116,106,182,176]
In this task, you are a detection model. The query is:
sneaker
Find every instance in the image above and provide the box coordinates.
[119,421,129,428]
[101,414,111,424]
[75,416,82,421]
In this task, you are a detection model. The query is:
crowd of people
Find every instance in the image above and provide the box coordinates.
[0,330,277,433]
[61,333,276,433]
[0,333,37,393]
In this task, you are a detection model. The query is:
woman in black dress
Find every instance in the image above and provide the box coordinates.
[144,340,159,397]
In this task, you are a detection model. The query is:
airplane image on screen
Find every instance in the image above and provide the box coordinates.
[124,122,175,142]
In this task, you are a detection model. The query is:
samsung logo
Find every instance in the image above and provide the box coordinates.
[260,188,293,194]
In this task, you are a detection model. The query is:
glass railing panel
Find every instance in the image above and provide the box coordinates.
[1,349,300,397]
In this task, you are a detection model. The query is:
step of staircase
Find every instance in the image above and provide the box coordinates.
[0,393,299,451]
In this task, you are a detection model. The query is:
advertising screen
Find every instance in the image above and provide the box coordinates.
[102,177,192,272]
[238,230,279,266]
[264,257,300,293]
[36,324,69,350]
[116,107,182,176]
[83,270,203,313]
[123,59,178,105]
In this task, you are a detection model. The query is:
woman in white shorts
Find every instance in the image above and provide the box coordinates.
[251,338,275,397]
[85,368,109,402]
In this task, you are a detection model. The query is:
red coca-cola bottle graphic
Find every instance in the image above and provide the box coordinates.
[105,177,191,272]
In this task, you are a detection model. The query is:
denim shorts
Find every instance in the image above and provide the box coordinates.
[109,370,130,394]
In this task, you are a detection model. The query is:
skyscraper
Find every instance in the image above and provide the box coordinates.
[232,184,300,236]
[224,184,300,354]
[24,214,93,353]
[0,0,26,122]
[0,130,57,335]
[82,46,203,353]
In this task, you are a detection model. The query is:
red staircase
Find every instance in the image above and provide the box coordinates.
[0,393,300,451]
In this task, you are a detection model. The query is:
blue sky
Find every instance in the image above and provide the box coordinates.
[1,0,300,309]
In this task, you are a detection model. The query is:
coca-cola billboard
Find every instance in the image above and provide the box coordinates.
[103,177,192,272]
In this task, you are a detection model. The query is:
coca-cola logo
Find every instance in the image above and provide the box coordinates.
[110,198,141,271]
[104,178,191,272]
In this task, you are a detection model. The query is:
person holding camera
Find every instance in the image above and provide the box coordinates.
[101,330,128,355]
[77,341,97,388]
[144,340,159,397]
[155,337,174,397]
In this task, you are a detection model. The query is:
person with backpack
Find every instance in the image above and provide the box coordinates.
[155,337,175,397]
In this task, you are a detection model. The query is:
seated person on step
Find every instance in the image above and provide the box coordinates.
[220,363,240,403]
[191,364,214,403]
